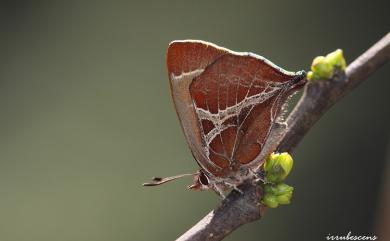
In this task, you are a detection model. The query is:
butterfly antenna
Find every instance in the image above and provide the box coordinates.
[142,173,194,186]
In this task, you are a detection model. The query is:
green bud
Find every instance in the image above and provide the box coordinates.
[261,183,294,207]
[325,49,346,70]
[262,153,295,208]
[262,194,279,208]
[307,71,313,80]
[307,71,321,81]
[275,192,293,204]
[308,49,347,81]
[274,183,294,195]
[311,56,333,79]
[263,183,293,195]
[264,152,294,183]
[274,183,294,204]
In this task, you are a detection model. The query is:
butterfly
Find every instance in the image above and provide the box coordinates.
[143,40,306,198]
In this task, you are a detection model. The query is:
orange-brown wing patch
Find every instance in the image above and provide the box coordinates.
[167,41,227,77]
[190,53,298,172]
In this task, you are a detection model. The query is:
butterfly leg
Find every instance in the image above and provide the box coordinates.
[223,181,244,194]
[211,184,226,199]
[232,185,244,194]
[249,168,269,185]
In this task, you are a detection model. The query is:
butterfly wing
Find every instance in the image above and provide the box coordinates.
[190,52,305,176]
[167,40,305,178]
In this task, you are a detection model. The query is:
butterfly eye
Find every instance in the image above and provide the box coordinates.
[198,172,209,186]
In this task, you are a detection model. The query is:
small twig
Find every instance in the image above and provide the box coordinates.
[176,32,390,241]
[278,33,390,152]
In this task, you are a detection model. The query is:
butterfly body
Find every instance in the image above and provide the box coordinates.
[144,40,306,197]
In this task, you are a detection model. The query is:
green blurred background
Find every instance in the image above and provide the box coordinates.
[0,1,389,241]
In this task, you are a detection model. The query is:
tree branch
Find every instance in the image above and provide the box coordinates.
[176,33,390,241]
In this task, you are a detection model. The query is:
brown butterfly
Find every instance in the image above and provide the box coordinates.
[143,40,306,197]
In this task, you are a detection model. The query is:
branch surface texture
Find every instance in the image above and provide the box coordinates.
[176,33,390,241]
